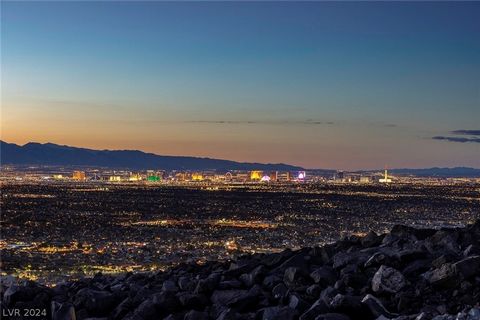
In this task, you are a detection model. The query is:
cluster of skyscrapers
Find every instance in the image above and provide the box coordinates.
[68,170,309,183]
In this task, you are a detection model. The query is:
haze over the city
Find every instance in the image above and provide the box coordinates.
[2,1,479,170]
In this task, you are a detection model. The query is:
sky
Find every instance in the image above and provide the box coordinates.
[1,1,479,170]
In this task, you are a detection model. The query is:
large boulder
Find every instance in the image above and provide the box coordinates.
[371,265,406,294]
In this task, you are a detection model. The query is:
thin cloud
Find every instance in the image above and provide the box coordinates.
[432,136,480,143]
[451,130,480,136]
[187,120,335,125]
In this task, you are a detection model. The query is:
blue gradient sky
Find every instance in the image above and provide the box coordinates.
[2,1,479,169]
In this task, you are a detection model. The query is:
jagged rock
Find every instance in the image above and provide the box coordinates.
[195,273,221,294]
[314,313,351,320]
[372,265,406,294]
[342,273,368,290]
[310,266,336,286]
[364,252,390,268]
[176,292,207,310]
[260,249,294,268]
[463,244,480,257]
[270,249,311,275]
[110,297,133,320]
[361,294,398,318]
[402,259,432,277]
[152,291,181,314]
[319,286,338,306]
[210,286,260,311]
[162,280,178,293]
[261,306,298,320]
[306,284,322,297]
[52,301,76,320]
[225,260,260,278]
[396,249,426,264]
[425,263,458,288]
[310,246,333,264]
[184,310,209,320]
[361,231,383,248]
[271,283,288,300]
[333,252,369,270]
[284,266,307,287]
[163,314,184,320]
[240,266,266,288]
[3,283,49,307]
[299,297,330,320]
[453,255,480,279]
[215,308,240,320]
[178,277,196,291]
[288,294,309,313]
[329,294,370,318]
[210,289,248,306]
[218,279,243,290]
[262,275,281,290]
[132,299,158,319]
[73,289,117,316]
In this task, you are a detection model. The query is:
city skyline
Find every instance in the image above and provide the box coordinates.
[2,2,480,170]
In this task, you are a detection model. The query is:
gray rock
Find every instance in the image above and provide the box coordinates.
[364,252,390,268]
[361,294,398,318]
[272,283,288,300]
[176,292,207,310]
[152,291,181,314]
[453,255,480,279]
[74,288,116,316]
[329,294,367,317]
[333,252,369,269]
[218,279,243,290]
[372,265,406,294]
[262,275,281,290]
[162,280,179,293]
[178,277,195,291]
[210,285,260,311]
[133,299,158,320]
[299,298,329,320]
[184,310,209,320]
[195,273,221,294]
[52,301,76,320]
[215,308,238,320]
[261,306,298,320]
[306,284,321,297]
[361,231,383,247]
[310,266,336,286]
[314,314,351,320]
[288,294,309,313]
[426,263,458,288]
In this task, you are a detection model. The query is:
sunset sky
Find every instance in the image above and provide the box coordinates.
[2,1,479,170]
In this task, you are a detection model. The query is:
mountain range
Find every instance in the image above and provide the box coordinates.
[0,141,303,171]
[1,141,479,176]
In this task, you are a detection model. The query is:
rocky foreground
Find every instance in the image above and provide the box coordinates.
[2,222,480,320]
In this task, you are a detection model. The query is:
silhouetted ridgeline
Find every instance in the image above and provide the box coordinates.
[2,222,480,320]
[0,141,303,171]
